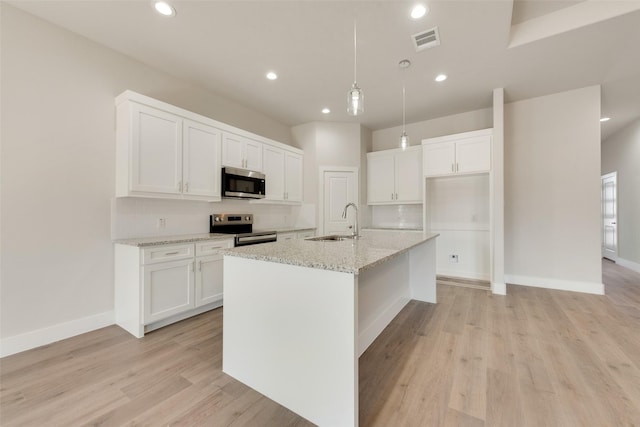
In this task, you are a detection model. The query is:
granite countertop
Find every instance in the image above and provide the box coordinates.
[113,227,317,247]
[222,230,438,275]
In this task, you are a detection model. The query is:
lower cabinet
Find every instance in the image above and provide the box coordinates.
[115,238,233,338]
[277,229,316,241]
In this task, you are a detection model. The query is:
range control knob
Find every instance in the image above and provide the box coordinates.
[245,216,251,221]
[214,216,221,222]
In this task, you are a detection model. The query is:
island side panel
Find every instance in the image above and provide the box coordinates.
[409,238,437,303]
[357,252,411,357]
[223,256,359,427]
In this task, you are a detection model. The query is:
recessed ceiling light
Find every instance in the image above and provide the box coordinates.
[600,117,611,122]
[410,4,429,19]
[435,74,447,82]
[153,1,176,17]
[266,71,278,80]
[322,108,331,114]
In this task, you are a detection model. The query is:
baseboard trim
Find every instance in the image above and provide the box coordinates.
[492,282,507,295]
[0,311,115,358]
[505,274,604,295]
[436,269,490,281]
[617,258,640,274]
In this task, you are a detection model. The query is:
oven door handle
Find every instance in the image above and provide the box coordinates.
[235,234,277,246]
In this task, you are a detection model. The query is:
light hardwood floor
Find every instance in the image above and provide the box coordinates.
[1,260,639,426]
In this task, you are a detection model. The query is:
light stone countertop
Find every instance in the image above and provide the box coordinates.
[222,229,439,275]
[113,227,317,247]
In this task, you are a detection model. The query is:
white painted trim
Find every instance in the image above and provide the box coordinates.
[421,128,493,145]
[492,282,507,295]
[0,311,115,357]
[505,274,604,295]
[617,258,640,274]
[318,166,359,236]
[437,269,490,281]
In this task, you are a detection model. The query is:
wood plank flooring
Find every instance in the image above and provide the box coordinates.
[2,259,639,426]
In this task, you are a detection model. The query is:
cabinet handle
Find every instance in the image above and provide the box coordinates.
[451,164,454,172]
[456,163,459,172]
[198,261,201,271]
[178,180,182,192]
[165,251,179,255]
[185,182,189,193]
[391,193,394,200]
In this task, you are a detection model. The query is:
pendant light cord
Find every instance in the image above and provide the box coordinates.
[402,85,406,132]
[353,21,357,84]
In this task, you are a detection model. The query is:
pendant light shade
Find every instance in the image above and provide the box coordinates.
[399,59,411,149]
[347,21,364,116]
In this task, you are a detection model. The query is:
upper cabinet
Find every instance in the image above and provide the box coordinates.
[222,133,263,172]
[116,101,221,201]
[262,144,303,203]
[367,145,423,205]
[115,90,300,202]
[422,129,492,177]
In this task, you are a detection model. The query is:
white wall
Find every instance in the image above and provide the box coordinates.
[0,5,294,353]
[601,118,640,270]
[372,108,493,151]
[504,86,603,293]
[292,122,367,230]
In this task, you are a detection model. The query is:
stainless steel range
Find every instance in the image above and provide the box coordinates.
[210,214,277,247]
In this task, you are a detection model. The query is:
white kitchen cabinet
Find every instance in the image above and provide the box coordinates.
[195,239,233,307]
[222,133,263,171]
[182,119,222,199]
[422,130,492,177]
[296,230,315,239]
[116,99,222,201]
[367,146,423,205]
[115,238,233,338]
[277,231,296,241]
[143,258,194,324]
[128,103,183,195]
[262,145,303,203]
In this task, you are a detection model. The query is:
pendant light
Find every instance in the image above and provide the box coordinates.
[399,59,411,149]
[347,21,364,116]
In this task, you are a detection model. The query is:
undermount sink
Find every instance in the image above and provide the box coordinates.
[306,234,356,242]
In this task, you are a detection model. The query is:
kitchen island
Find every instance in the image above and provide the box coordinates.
[222,230,438,427]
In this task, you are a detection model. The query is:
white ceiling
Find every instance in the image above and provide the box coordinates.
[10,0,640,139]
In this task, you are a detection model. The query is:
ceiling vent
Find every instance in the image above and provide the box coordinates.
[412,27,440,52]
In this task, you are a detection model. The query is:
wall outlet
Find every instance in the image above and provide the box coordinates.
[157,217,166,228]
[449,254,458,263]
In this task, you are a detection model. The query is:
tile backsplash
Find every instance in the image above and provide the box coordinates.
[369,204,423,229]
[111,197,315,239]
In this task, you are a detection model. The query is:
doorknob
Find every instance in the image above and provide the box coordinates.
[611,222,616,225]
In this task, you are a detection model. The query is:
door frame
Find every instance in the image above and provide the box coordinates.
[318,166,359,236]
[601,171,618,261]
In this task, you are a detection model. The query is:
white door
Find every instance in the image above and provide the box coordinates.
[244,139,263,171]
[456,135,491,174]
[423,142,455,177]
[322,169,358,235]
[602,172,618,261]
[183,120,221,199]
[221,133,245,168]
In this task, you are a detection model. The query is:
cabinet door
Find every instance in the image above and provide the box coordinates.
[195,255,224,307]
[395,147,423,203]
[456,136,491,174]
[263,145,285,200]
[367,153,395,203]
[284,152,303,202]
[183,120,221,199]
[221,133,245,168]
[423,142,456,177]
[131,104,182,194]
[244,139,263,171]
[143,259,194,324]
[277,232,296,241]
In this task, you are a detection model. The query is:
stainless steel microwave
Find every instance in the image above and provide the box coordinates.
[221,167,266,199]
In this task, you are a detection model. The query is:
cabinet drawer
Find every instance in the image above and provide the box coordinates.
[196,239,233,256]
[142,244,194,264]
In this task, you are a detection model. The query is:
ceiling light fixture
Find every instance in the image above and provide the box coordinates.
[399,59,411,150]
[153,1,176,17]
[322,108,331,114]
[410,4,429,19]
[600,117,611,122]
[266,71,278,80]
[435,73,447,82]
[347,20,363,116]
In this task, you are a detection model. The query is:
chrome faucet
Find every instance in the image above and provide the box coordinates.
[342,202,359,239]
